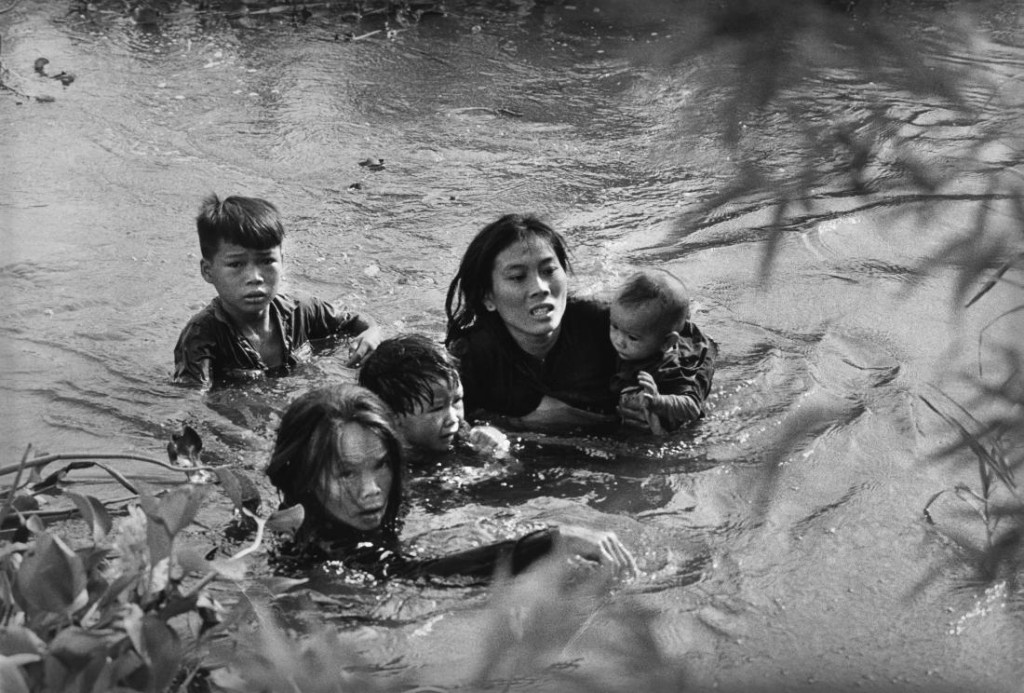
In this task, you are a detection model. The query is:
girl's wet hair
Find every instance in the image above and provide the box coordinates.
[196,193,285,259]
[358,333,461,416]
[266,384,404,535]
[614,269,691,334]
[444,213,571,345]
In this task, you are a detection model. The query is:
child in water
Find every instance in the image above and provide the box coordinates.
[357,333,510,462]
[265,383,636,581]
[609,269,717,434]
[174,194,381,385]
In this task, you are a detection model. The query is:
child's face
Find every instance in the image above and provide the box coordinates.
[200,241,283,323]
[609,300,669,362]
[396,377,465,453]
[316,422,393,532]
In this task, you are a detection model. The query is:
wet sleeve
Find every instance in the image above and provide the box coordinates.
[648,333,718,429]
[409,528,556,580]
[648,393,703,429]
[172,322,214,385]
[303,297,374,340]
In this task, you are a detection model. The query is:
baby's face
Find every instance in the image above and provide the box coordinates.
[609,300,666,362]
[396,378,465,453]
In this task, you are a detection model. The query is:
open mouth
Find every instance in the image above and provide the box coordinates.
[529,304,553,318]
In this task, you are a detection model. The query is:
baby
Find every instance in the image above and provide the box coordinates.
[357,333,510,461]
[609,269,717,434]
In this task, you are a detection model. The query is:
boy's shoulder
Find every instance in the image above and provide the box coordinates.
[177,298,226,337]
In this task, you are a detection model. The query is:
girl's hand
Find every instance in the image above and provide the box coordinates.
[346,325,383,367]
[554,525,638,580]
[467,425,511,458]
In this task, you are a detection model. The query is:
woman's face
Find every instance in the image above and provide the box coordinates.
[315,422,393,532]
[484,237,568,353]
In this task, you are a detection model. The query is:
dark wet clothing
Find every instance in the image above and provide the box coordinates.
[173,293,369,385]
[448,298,619,418]
[277,515,555,583]
[610,322,718,432]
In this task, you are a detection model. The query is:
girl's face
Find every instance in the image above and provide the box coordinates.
[484,238,568,354]
[316,422,393,532]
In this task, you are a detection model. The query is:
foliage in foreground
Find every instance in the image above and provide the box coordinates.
[0,442,685,693]
[646,0,1024,581]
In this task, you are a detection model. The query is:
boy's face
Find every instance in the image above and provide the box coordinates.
[201,241,283,323]
[609,300,670,362]
[396,377,465,453]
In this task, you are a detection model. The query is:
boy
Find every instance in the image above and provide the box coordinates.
[357,333,510,461]
[174,193,381,385]
[609,269,717,435]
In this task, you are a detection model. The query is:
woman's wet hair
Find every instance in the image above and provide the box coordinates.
[358,333,460,416]
[444,213,571,344]
[266,384,404,535]
[196,193,285,260]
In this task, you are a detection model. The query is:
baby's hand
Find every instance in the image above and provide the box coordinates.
[636,370,660,400]
[346,325,383,367]
[467,425,511,458]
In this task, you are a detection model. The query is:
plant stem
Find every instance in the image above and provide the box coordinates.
[0,452,216,478]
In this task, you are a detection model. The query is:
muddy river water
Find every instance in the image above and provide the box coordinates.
[2,0,1024,690]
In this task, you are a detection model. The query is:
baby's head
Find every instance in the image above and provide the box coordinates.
[609,269,691,362]
[196,194,284,260]
[358,334,465,454]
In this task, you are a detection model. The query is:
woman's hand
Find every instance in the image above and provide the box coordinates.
[517,396,617,429]
[346,325,383,367]
[554,524,638,580]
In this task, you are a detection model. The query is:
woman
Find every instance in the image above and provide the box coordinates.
[265,384,636,580]
[445,214,633,429]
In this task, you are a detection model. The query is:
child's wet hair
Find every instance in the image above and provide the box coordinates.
[196,193,285,259]
[614,269,691,334]
[265,384,404,534]
[359,333,461,416]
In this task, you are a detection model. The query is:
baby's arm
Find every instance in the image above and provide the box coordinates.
[638,370,702,432]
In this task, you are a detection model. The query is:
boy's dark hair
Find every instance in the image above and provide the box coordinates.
[614,269,691,334]
[358,334,460,416]
[196,193,285,259]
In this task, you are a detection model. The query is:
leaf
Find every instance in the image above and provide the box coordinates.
[205,556,249,582]
[140,615,182,693]
[265,504,304,536]
[0,625,46,657]
[215,468,245,511]
[14,533,88,616]
[66,493,112,544]
[0,655,31,693]
[139,486,211,564]
[48,627,108,671]
[175,545,214,575]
